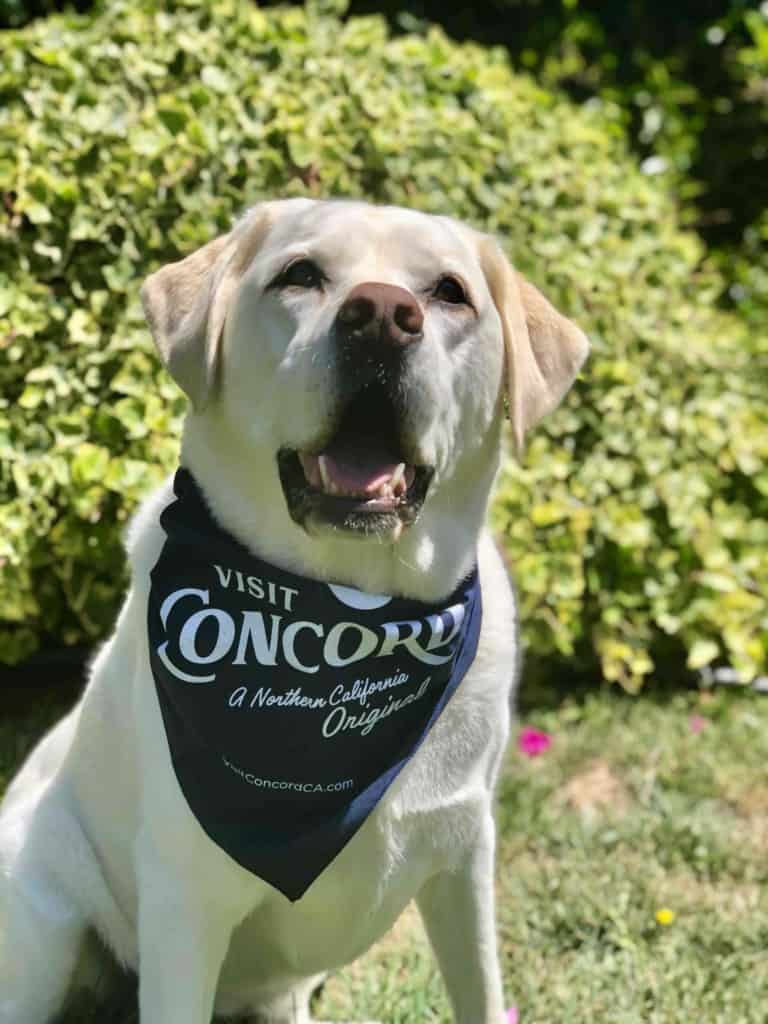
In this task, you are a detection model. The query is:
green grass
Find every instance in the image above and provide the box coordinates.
[3,680,768,1023]
[0,681,81,794]
[315,685,768,1024]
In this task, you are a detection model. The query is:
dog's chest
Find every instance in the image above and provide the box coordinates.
[220,779,478,985]
[145,471,484,902]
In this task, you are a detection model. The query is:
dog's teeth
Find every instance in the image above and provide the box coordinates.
[391,520,403,542]
[299,454,320,488]
[318,455,333,494]
[390,463,406,494]
[390,463,406,486]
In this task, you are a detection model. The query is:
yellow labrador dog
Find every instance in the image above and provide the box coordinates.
[0,198,588,1024]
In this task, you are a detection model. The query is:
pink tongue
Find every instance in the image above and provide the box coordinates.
[322,452,400,494]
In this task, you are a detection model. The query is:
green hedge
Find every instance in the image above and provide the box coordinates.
[6,1,768,254]
[0,0,90,29]
[361,1,767,240]
[1,0,766,686]
[728,210,768,334]
[717,11,768,333]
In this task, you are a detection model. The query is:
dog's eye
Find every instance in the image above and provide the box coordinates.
[432,276,468,305]
[276,258,326,290]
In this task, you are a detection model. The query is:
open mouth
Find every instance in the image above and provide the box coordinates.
[277,383,433,538]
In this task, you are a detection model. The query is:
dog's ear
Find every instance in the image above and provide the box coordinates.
[478,236,589,455]
[141,207,274,410]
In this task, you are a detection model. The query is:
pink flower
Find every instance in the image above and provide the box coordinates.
[518,726,552,757]
[689,714,707,734]
[506,1009,519,1024]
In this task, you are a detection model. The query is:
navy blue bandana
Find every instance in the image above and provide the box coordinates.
[148,468,482,901]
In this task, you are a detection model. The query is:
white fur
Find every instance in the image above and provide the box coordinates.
[0,198,587,1024]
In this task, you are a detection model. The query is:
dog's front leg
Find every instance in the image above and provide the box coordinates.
[416,816,506,1024]
[135,830,243,1024]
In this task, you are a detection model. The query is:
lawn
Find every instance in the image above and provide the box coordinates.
[2,677,767,1023]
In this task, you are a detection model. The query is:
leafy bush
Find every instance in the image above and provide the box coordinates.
[7,0,768,253]
[0,0,92,30]
[727,210,768,336]
[348,0,768,250]
[717,10,768,333]
[1,0,766,685]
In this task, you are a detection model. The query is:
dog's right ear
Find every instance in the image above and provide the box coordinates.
[141,207,274,410]
[477,235,590,457]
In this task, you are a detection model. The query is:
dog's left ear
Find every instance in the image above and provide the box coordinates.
[141,205,274,410]
[478,236,590,455]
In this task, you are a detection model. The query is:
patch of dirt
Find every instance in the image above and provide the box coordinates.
[555,759,631,817]
[744,815,768,852]
[732,784,768,818]
[730,785,768,852]
[658,871,764,921]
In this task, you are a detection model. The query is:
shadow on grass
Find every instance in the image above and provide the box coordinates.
[518,648,702,716]
[52,971,138,1024]
[52,975,252,1024]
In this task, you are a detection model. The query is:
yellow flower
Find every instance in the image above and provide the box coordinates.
[655,908,676,926]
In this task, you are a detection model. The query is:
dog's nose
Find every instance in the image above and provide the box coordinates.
[335,283,424,352]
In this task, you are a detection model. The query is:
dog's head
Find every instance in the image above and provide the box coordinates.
[141,198,587,590]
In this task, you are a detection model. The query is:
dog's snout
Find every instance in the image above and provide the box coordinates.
[335,283,424,351]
